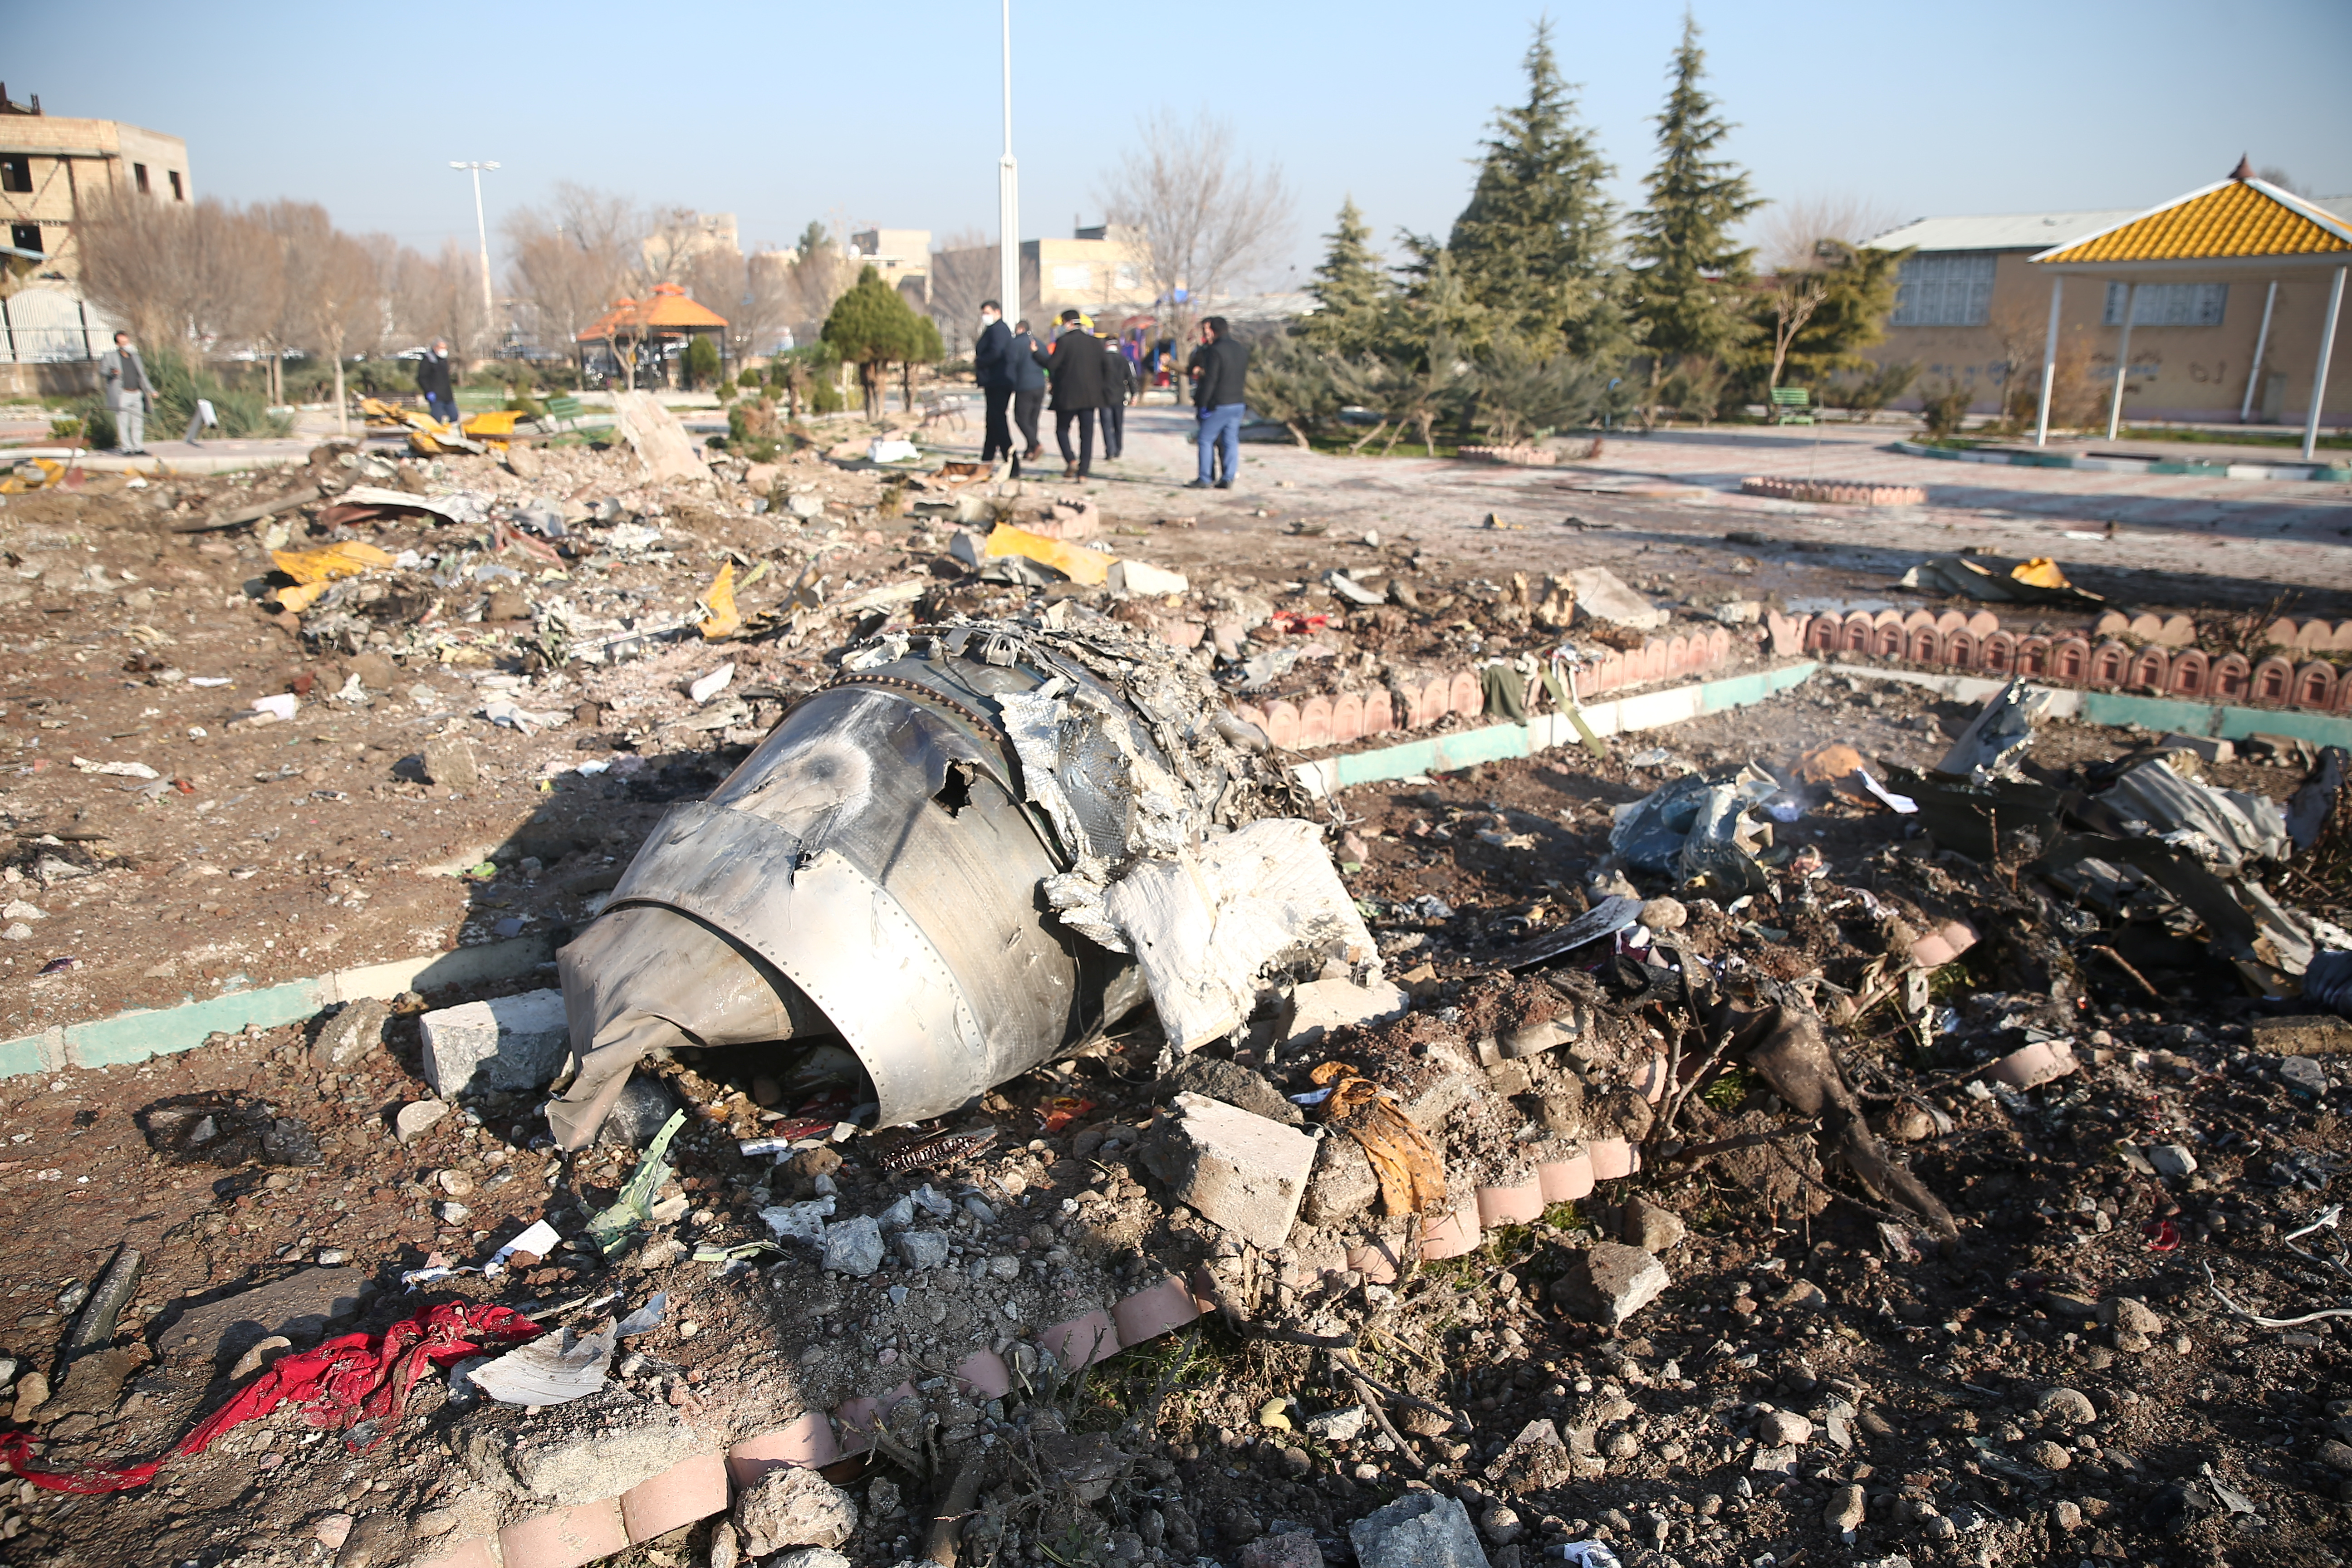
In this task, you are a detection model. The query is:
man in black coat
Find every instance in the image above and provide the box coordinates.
[1098,335,1134,461]
[1043,309,1105,480]
[416,339,457,424]
[972,300,1020,471]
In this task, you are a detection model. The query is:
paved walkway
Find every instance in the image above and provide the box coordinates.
[931,409,2352,610]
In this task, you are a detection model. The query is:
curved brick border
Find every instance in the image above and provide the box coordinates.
[1891,438,2352,484]
[1788,606,2351,711]
[1740,475,1926,506]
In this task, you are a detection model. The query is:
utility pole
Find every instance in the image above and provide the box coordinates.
[997,0,1019,325]
[450,160,500,353]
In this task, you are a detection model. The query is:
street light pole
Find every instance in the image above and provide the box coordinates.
[997,0,1019,325]
[449,160,500,353]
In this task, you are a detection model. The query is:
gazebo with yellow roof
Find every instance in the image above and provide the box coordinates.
[2029,159,2349,460]
[576,282,730,388]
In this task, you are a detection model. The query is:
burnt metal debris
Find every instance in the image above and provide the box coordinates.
[548,618,1347,1147]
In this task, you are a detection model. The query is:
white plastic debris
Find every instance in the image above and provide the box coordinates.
[250,693,299,723]
[688,663,736,704]
[71,757,159,779]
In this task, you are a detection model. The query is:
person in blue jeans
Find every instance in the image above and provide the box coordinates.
[1185,316,1248,489]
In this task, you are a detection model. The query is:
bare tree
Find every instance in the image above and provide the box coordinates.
[1756,193,1903,271]
[1096,109,1295,348]
[74,191,256,353]
[389,241,487,359]
[504,183,640,369]
[925,227,995,359]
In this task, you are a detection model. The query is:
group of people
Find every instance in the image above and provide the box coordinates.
[973,303,1249,488]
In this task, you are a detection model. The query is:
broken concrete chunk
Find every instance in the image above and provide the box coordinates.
[2037,1387,2097,1426]
[2145,1143,2198,1180]
[895,1230,950,1271]
[1280,977,1409,1055]
[1159,1054,1300,1124]
[822,1215,885,1278]
[1138,1093,1318,1250]
[1619,1196,1687,1252]
[1549,1242,1670,1327]
[1564,566,1667,631]
[420,736,478,789]
[420,988,570,1096]
[1108,559,1189,598]
[2099,1296,2164,1336]
[1305,1404,1369,1441]
[732,1463,859,1554]
[1348,1491,1492,1568]
[1302,1132,1381,1228]
[312,997,389,1068]
[1758,1409,1813,1448]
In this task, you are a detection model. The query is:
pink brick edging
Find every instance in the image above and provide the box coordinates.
[1740,475,1926,506]
[1788,603,2352,712]
[437,1122,1669,1568]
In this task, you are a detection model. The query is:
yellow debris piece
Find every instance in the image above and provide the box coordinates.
[984,524,1111,586]
[1310,1060,1447,1218]
[271,581,333,614]
[271,541,396,585]
[0,458,64,494]
[697,560,741,640]
[2008,558,2072,590]
[461,410,522,437]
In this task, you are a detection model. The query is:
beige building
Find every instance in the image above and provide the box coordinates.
[927,224,1153,326]
[1866,191,2352,424]
[0,83,191,282]
[849,228,931,303]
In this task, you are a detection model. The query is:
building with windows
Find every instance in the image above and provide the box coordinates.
[1866,189,2352,422]
[0,84,190,387]
[848,228,931,306]
[0,83,190,282]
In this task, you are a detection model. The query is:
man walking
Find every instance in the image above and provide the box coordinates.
[1043,309,1105,480]
[1186,316,1249,490]
[98,331,152,456]
[973,299,1021,474]
[1098,331,1134,461]
[1010,318,1047,462]
[416,339,457,424]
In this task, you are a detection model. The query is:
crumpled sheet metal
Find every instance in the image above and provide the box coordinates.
[1102,818,1377,1053]
[1610,764,1777,896]
[550,619,1304,1144]
[1936,678,2053,784]
[2102,756,2289,872]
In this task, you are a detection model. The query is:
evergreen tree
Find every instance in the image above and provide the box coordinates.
[1300,198,1387,355]
[1445,21,1621,358]
[822,265,928,418]
[1626,15,1761,421]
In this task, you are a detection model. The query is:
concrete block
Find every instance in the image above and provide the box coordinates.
[422,736,479,789]
[1109,559,1189,597]
[1280,977,1409,1054]
[311,996,388,1067]
[1348,1492,1491,1568]
[1301,1133,1379,1227]
[1139,1093,1318,1250]
[1566,566,1667,631]
[1549,1241,1669,1327]
[420,987,569,1095]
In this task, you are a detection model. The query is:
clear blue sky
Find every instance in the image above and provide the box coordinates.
[14,0,2351,286]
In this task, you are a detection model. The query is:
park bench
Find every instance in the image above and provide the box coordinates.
[1770,387,1814,425]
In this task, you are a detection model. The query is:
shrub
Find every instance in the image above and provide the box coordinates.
[1919,379,1975,438]
[1826,359,1920,412]
[682,336,721,390]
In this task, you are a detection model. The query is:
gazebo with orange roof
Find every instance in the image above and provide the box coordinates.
[577,282,729,386]
[2028,159,2350,460]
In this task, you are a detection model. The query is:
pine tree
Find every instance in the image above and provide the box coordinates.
[1445,21,1621,358]
[822,265,928,418]
[1626,15,1761,421]
[1300,198,1387,355]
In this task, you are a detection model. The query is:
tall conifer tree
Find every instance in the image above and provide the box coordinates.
[1627,15,1760,417]
[1445,20,1620,358]
[1301,198,1386,355]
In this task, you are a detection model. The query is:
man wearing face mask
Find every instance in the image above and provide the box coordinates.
[972,299,1020,472]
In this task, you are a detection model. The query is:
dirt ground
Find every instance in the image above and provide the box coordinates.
[0,426,2347,1568]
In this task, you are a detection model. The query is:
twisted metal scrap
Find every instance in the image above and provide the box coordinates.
[1310,1061,1447,1217]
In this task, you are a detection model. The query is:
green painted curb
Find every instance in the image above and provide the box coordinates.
[1292,661,1819,795]
[1891,438,2351,483]
[0,934,556,1081]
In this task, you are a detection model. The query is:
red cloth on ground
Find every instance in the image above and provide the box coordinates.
[0,1301,540,1494]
